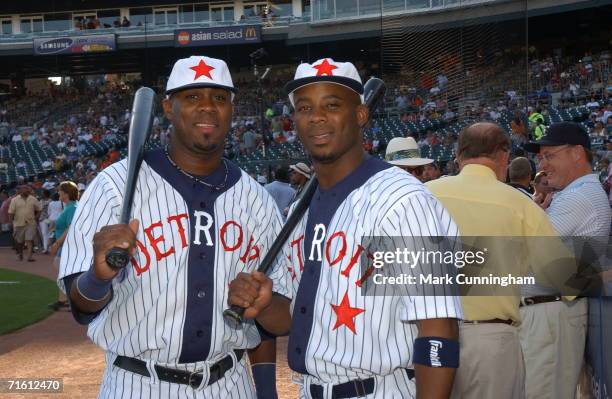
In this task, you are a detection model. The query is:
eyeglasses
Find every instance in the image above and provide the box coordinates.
[536,145,570,163]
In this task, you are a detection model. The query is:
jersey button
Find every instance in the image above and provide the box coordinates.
[197,290,205,298]
[295,347,302,354]
[200,201,206,208]
[196,330,203,337]
[199,252,206,259]
[300,307,307,314]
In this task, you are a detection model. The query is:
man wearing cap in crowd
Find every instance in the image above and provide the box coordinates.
[290,162,311,190]
[57,55,290,398]
[289,162,311,200]
[384,136,433,182]
[522,122,612,399]
[228,57,463,398]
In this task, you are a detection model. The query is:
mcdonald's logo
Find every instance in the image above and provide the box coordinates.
[245,27,257,39]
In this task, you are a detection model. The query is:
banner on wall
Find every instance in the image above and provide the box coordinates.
[33,34,116,55]
[174,25,261,47]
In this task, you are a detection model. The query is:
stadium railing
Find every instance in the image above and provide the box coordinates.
[0,15,312,44]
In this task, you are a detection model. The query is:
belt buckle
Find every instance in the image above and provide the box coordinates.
[353,379,367,397]
[524,297,535,306]
[188,370,202,389]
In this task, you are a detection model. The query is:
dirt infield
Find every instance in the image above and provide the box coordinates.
[0,248,298,398]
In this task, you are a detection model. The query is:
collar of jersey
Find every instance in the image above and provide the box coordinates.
[144,148,241,200]
[314,154,392,201]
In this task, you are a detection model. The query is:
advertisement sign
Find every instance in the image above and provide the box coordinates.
[33,34,116,55]
[175,25,261,47]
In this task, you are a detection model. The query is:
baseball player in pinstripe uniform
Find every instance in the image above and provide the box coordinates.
[57,56,289,398]
[228,59,463,398]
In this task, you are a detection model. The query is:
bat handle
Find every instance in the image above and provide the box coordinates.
[223,305,245,329]
[105,247,131,270]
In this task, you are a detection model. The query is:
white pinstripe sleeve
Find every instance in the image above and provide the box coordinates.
[58,171,121,291]
[377,190,463,322]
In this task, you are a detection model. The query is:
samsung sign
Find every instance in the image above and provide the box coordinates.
[33,34,116,55]
[175,25,261,47]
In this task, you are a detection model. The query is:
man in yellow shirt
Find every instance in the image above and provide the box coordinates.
[8,185,41,262]
[426,122,576,399]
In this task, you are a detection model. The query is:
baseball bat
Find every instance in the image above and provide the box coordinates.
[105,87,156,270]
[223,77,387,326]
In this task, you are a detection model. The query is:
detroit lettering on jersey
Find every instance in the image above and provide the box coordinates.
[58,148,290,366]
[282,156,463,387]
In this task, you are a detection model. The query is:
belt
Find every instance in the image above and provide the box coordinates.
[112,349,244,389]
[520,295,562,307]
[463,318,513,325]
[309,369,414,399]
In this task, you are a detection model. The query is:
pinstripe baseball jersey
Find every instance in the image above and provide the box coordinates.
[281,155,463,398]
[58,148,290,398]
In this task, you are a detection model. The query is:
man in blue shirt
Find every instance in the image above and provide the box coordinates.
[522,122,611,399]
[264,166,295,214]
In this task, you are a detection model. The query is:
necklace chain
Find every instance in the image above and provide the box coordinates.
[164,145,228,191]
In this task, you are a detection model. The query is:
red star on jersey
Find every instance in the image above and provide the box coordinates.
[313,59,338,76]
[331,292,365,334]
[190,59,215,80]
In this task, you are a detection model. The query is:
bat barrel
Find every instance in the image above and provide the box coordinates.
[119,87,156,225]
[106,86,156,269]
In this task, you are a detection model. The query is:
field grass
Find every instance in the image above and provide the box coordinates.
[0,268,57,335]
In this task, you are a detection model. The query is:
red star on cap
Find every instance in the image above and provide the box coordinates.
[313,59,338,76]
[190,59,215,80]
[331,292,365,334]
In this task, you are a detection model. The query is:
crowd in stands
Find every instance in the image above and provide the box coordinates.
[74,16,132,30]
[0,47,610,203]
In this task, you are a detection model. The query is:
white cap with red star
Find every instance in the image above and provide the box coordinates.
[284,58,364,106]
[166,55,236,97]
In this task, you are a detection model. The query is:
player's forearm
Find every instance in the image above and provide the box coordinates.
[415,365,456,399]
[414,318,459,399]
[69,270,113,314]
[255,295,291,336]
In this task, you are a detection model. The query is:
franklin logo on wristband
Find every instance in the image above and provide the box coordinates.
[413,336,460,368]
[429,340,443,367]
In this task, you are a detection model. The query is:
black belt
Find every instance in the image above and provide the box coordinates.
[520,295,562,307]
[309,369,414,399]
[463,318,514,325]
[113,349,244,389]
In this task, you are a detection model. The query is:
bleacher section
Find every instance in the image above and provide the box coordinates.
[0,101,602,188]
